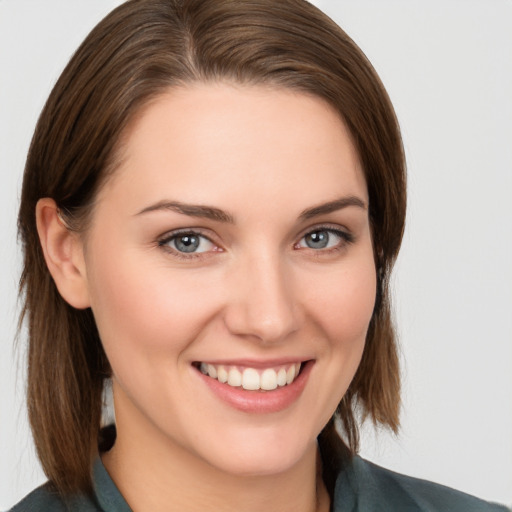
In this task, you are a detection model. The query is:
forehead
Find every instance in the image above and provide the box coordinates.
[97,83,367,215]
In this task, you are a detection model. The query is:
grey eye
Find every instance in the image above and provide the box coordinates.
[304,230,330,249]
[159,231,216,256]
[173,234,201,253]
[299,229,346,250]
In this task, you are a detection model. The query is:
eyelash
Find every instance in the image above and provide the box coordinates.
[296,226,355,253]
[157,225,354,260]
[157,229,218,260]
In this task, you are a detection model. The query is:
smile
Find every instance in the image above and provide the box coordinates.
[194,359,313,413]
[198,362,302,391]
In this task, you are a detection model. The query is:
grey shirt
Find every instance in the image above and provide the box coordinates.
[9,456,509,511]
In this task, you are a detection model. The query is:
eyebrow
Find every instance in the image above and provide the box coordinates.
[136,195,366,223]
[136,200,235,223]
[298,196,367,220]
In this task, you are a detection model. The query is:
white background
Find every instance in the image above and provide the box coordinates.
[1,0,511,509]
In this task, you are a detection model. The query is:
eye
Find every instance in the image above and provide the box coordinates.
[297,228,351,250]
[159,232,216,254]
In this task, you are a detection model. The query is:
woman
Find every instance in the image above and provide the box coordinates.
[9,0,508,510]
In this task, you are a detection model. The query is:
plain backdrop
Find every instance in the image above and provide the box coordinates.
[1,0,511,509]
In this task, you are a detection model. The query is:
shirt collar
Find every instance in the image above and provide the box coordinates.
[93,457,132,512]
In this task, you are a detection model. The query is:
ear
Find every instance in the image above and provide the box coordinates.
[36,198,91,309]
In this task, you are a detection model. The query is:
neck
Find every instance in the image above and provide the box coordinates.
[102,421,329,512]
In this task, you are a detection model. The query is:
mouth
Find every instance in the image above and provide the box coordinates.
[192,359,313,413]
[195,362,303,391]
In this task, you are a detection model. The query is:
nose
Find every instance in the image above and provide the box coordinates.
[223,252,300,344]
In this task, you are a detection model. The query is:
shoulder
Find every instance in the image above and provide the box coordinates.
[9,483,102,512]
[332,455,510,512]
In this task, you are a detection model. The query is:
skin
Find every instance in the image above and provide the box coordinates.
[37,83,376,512]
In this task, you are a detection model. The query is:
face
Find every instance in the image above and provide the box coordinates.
[82,83,376,476]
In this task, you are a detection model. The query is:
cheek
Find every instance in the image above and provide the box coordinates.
[86,252,222,366]
[295,256,376,430]
[302,259,377,345]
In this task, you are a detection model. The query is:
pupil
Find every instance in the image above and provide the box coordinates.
[306,231,329,249]
[175,235,199,253]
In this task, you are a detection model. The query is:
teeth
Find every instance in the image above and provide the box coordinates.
[199,362,303,391]
[242,368,260,390]
[217,366,228,383]
[228,368,242,387]
[286,365,296,384]
[277,368,287,387]
[260,368,278,390]
[207,364,217,379]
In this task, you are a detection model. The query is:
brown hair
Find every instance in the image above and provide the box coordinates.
[18,0,406,497]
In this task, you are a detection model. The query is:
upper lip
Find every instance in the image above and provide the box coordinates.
[193,358,313,369]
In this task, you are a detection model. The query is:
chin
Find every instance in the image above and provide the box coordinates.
[192,424,318,478]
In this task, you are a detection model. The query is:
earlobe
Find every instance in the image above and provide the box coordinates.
[36,198,91,309]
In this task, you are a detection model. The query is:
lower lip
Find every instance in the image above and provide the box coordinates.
[196,361,313,414]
